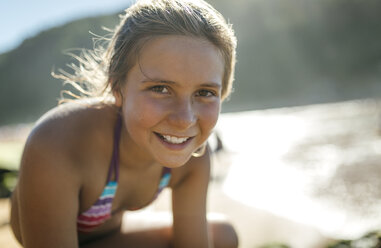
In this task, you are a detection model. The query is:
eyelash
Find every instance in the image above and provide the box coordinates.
[196,89,217,97]
[148,85,217,98]
[149,85,169,94]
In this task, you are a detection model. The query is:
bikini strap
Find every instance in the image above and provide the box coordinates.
[158,167,171,190]
[161,167,171,176]
[106,112,123,182]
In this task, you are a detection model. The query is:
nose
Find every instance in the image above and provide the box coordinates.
[167,98,197,129]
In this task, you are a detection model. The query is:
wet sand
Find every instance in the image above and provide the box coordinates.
[0,199,19,248]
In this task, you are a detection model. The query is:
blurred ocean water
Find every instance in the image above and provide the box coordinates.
[217,98,381,240]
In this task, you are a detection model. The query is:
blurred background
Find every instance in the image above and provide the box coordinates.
[0,0,381,247]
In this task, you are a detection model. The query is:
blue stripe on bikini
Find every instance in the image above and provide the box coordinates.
[159,173,171,188]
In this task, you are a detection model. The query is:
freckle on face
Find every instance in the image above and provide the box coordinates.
[119,35,224,167]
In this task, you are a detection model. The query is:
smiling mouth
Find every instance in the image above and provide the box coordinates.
[155,132,192,144]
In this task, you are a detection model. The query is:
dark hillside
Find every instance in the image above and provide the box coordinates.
[0,0,381,125]
[0,14,120,125]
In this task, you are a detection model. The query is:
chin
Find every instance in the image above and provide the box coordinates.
[156,154,192,168]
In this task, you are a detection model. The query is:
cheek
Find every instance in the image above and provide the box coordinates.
[198,101,221,132]
[124,96,167,129]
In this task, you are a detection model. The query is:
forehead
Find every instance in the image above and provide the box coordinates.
[136,35,224,85]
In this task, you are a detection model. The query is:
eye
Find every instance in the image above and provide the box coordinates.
[149,85,169,94]
[196,89,217,97]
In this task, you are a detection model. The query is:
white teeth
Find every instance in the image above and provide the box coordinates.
[162,135,189,144]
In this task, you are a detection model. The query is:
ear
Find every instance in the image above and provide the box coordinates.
[112,89,123,107]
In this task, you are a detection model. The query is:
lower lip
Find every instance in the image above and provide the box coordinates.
[154,133,194,151]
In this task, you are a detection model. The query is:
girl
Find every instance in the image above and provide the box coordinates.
[10,0,238,247]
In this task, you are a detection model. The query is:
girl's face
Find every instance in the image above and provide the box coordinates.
[115,35,224,168]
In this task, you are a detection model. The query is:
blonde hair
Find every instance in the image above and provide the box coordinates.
[56,0,237,102]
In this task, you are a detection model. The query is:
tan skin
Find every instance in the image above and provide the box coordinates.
[10,36,238,248]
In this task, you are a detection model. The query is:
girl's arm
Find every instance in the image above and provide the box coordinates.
[17,128,81,248]
[171,149,212,248]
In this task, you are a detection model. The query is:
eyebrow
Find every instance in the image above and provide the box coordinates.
[141,78,222,89]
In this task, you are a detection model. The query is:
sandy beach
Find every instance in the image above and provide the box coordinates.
[0,183,331,248]
[1,98,380,248]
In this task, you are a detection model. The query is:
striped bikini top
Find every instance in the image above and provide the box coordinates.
[77,114,172,232]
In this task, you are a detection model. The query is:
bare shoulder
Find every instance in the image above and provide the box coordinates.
[21,99,118,176]
[32,99,117,140]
